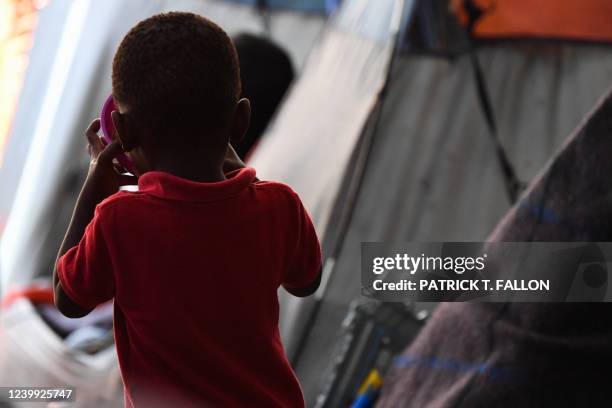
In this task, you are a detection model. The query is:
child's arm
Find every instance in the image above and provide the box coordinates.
[284,267,322,297]
[54,119,136,317]
[281,192,323,297]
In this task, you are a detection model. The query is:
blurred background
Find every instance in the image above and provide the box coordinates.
[1,0,612,406]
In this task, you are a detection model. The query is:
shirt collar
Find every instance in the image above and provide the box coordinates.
[137,167,257,202]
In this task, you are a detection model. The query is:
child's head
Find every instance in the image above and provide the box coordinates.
[111,12,250,176]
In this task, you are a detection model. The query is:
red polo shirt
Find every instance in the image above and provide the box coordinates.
[57,168,321,407]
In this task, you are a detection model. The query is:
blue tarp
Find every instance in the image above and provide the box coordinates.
[226,0,341,14]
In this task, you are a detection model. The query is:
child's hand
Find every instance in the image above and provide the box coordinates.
[83,119,137,201]
[54,119,137,319]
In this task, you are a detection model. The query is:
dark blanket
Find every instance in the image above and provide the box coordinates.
[377,88,612,407]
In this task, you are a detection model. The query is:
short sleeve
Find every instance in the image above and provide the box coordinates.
[57,208,115,309]
[282,194,322,289]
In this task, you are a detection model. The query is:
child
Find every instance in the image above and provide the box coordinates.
[53,12,322,408]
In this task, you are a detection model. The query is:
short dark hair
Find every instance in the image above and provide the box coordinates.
[112,12,240,143]
[233,33,294,158]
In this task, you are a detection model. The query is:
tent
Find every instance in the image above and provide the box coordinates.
[0,0,325,404]
[378,87,612,406]
[248,0,612,404]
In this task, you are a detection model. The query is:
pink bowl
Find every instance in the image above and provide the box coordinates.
[100,95,136,173]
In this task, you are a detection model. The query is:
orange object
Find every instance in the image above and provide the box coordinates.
[454,0,612,42]
[1,287,54,308]
[0,0,41,168]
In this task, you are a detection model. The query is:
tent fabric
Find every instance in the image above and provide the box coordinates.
[249,0,402,359]
[376,86,612,407]
[452,0,612,43]
[0,299,123,405]
[226,0,341,14]
[292,42,612,404]
[250,0,400,243]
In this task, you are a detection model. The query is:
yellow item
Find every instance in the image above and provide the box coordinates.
[356,369,383,396]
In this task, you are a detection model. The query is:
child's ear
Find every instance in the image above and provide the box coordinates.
[230,98,251,143]
[111,110,138,152]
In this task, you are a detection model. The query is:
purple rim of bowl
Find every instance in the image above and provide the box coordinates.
[100,94,135,173]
